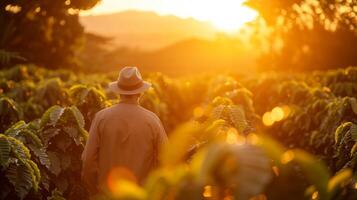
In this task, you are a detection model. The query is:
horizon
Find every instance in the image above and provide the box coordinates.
[80,0,259,32]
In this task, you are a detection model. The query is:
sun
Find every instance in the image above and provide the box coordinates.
[209,6,258,32]
[189,0,259,32]
[81,0,258,33]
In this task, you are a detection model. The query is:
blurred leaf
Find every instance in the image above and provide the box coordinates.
[328,168,352,196]
[292,150,330,200]
[160,122,202,167]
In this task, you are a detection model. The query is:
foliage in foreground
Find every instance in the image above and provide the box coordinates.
[0,65,357,199]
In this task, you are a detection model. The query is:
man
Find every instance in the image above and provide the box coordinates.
[81,66,168,195]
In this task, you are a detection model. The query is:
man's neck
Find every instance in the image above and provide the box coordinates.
[119,97,139,104]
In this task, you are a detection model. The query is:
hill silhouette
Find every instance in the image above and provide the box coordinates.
[80,35,257,75]
[80,10,218,50]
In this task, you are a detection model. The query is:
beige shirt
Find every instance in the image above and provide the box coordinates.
[81,99,168,194]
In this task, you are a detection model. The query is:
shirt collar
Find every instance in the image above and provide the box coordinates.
[119,98,139,105]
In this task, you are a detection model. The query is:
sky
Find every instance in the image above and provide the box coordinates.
[81,0,259,32]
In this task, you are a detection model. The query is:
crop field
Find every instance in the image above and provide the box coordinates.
[1,65,357,200]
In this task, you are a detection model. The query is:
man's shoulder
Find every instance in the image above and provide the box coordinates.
[138,106,161,121]
[94,105,117,119]
[94,105,161,122]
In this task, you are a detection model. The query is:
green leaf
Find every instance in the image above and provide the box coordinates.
[48,151,61,176]
[292,150,330,200]
[350,123,357,142]
[69,106,85,128]
[211,105,225,120]
[41,128,60,147]
[4,121,27,137]
[63,126,80,146]
[197,143,271,199]
[328,168,352,197]
[69,84,89,104]
[228,105,248,134]
[60,154,71,171]
[351,143,357,157]
[5,163,33,200]
[0,135,11,166]
[50,106,65,126]
[47,188,66,200]
[28,144,51,169]
[41,105,64,127]
[55,176,69,193]
[349,98,357,115]
[7,136,31,160]
[334,122,352,145]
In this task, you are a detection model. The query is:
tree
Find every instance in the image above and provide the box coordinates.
[246,0,357,71]
[0,0,100,70]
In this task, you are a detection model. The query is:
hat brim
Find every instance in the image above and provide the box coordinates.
[108,81,151,95]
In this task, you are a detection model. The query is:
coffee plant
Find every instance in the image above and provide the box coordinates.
[0,65,357,199]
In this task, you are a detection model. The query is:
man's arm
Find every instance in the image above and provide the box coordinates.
[82,113,101,194]
[153,116,168,167]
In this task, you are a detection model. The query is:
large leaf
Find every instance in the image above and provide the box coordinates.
[197,143,271,200]
[47,151,61,176]
[292,150,330,200]
[7,136,31,160]
[41,128,60,147]
[349,97,357,115]
[334,122,352,145]
[69,106,85,128]
[41,105,64,127]
[28,144,51,169]
[5,163,34,200]
[228,105,249,134]
[350,123,357,142]
[0,134,10,166]
[63,126,80,146]
[69,84,89,105]
[4,120,27,137]
[328,168,352,196]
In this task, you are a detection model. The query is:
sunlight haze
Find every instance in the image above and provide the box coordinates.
[81,0,259,32]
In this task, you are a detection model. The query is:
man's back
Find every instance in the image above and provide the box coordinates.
[81,99,167,193]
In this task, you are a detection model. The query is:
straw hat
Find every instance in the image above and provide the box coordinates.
[109,67,151,95]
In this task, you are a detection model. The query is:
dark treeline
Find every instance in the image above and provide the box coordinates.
[0,0,356,73]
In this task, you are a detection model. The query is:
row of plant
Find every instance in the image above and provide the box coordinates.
[1,65,357,199]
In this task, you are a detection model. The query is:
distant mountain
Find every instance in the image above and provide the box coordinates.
[80,10,218,50]
[80,37,258,75]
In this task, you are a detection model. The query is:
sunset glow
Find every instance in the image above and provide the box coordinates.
[82,0,259,32]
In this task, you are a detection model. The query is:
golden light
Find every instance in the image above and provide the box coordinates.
[311,191,319,200]
[271,107,284,121]
[188,0,259,32]
[262,112,274,126]
[107,167,137,195]
[226,128,246,145]
[272,166,280,176]
[203,185,212,198]
[281,150,295,164]
[5,4,22,13]
[247,133,260,145]
[282,105,291,119]
[83,0,259,33]
[263,106,291,126]
[193,106,204,118]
